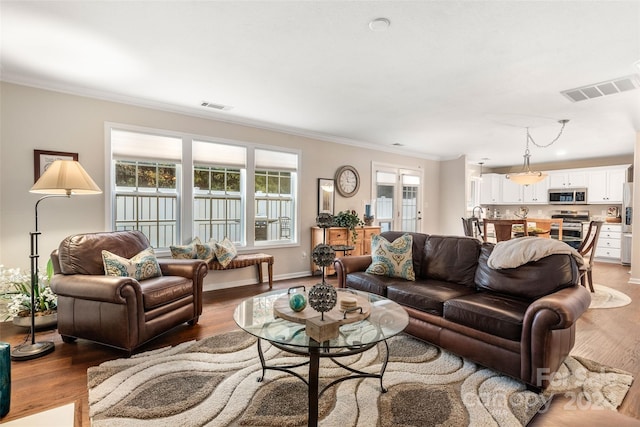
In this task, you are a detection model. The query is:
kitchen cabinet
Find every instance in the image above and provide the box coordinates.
[595,223,622,261]
[587,167,627,203]
[501,178,523,204]
[480,173,501,204]
[548,170,587,189]
[475,165,629,206]
[310,226,380,275]
[497,175,548,205]
[523,178,549,204]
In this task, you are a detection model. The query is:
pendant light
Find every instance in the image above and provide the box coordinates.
[506,119,569,186]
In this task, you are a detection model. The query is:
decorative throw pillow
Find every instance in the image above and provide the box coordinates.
[214,237,238,268]
[366,234,415,280]
[102,247,162,281]
[169,237,201,259]
[195,239,217,263]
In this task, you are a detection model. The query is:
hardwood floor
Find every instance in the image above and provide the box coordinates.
[1,262,639,426]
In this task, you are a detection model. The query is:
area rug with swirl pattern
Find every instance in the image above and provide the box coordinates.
[88,330,633,427]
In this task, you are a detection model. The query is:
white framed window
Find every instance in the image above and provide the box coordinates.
[193,140,247,244]
[254,148,296,244]
[111,129,182,248]
[106,124,299,250]
[193,166,243,243]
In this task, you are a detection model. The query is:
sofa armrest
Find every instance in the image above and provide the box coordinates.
[158,258,208,280]
[521,285,591,387]
[523,285,591,331]
[158,258,207,316]
[50,274,142,304]
[334,255,371,288]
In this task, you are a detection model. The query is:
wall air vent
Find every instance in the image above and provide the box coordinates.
[561,75,640,102]
[200,101,233,111]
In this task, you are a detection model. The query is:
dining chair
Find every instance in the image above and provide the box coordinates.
[461,217,482,239]
[577,220,604,292]
[462,217,474,237]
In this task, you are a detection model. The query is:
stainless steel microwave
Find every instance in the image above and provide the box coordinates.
[548,188,587,204]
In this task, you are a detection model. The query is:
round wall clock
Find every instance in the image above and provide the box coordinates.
[335,165,360,198]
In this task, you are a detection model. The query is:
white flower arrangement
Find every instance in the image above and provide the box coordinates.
[0,263,57,320]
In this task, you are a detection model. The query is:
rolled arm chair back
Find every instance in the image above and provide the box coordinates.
[56,230,150,275]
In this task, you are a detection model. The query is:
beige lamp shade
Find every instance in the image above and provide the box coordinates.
[507,171,548,186]
[30,160,102,195]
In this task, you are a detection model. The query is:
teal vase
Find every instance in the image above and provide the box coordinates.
[0,342,9,418]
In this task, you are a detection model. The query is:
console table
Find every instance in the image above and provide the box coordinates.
[310,226,380,275]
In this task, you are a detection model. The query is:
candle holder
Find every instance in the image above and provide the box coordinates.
[363,214,375,226]
[363,201,375,226]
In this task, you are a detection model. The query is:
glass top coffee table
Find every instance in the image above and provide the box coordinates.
[233,287,409,427]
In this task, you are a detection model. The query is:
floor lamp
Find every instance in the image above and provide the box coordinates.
[10,160,101,361]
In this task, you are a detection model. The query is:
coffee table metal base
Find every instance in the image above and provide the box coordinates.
[256,338,390,427]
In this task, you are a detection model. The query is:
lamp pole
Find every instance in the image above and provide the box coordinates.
[10,160,101,361]
[11,194,68,360]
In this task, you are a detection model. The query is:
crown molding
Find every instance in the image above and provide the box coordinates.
[1,75,441,162]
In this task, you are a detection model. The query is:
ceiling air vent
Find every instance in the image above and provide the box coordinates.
[561,75,640,102]
[200,101,233,111]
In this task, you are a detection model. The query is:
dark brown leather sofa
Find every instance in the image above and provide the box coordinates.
[50,231,208,353]
[334,231,591,389]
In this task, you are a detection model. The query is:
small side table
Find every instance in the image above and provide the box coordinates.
[330,244,355,257]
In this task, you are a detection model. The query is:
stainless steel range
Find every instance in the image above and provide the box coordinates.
[550,210,589,249]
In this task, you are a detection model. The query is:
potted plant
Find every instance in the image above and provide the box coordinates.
[0,261,57,327]
[333,210,364,244]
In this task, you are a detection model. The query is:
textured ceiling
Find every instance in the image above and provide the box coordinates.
[2,1,639,167]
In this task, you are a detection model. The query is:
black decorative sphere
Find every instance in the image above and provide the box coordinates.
[308,282,338,314]
[316,213,334,228]
[312,244,335,267]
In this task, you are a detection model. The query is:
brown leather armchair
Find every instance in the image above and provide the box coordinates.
[50,230,208,353]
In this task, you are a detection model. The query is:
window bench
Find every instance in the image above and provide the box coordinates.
[207,253,274,288]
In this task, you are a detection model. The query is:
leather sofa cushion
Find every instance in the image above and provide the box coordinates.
[386,280,476,316]
[141,275,194,310]
[57,230,150,275]
[444,293,529,341]
[346,271,396,296]
[475,243,580,301]
[421,235,481,287]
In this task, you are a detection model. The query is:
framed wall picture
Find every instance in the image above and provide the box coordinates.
[318,178,335,215]
[34,150,78,182]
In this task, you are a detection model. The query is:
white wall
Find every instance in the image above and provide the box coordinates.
[438,156,467,236]
[0,82,441,285]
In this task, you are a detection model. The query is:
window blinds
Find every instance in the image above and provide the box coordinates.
[255,148,298,171]
[111,129,182,162]
[193,140,247,168]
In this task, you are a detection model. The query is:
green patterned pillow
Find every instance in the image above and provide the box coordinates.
[214,237,238,268]
[195,240,217,263]
[102,247,162,281]
[366,234,415,280]
[169,237,201,259]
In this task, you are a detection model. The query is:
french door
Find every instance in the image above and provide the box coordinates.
[372,164,422,232]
